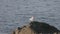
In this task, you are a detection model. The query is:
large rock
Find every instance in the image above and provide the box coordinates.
[12,21,60,34]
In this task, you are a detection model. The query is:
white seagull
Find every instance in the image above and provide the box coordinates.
[29,16,34,21]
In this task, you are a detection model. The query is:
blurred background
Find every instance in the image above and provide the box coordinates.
[0,0,60,34]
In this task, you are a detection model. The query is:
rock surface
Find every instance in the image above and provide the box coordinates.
[30,21,60,33]
[12,21,60,34]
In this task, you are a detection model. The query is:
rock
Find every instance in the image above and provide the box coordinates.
[30,21,60,33]
[12,21,60,34]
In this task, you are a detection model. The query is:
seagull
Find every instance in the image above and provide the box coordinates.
[29,16,34,21]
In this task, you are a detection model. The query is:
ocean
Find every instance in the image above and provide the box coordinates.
[0,0,60,34]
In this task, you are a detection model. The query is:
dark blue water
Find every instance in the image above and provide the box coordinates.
[0,0,60,34]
